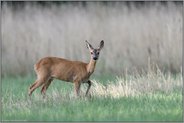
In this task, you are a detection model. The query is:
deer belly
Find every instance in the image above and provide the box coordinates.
[51,71,75,82]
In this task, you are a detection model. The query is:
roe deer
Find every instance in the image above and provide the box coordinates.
[28,40,104,97]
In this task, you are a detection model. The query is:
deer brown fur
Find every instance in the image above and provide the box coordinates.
[28,40,104,97]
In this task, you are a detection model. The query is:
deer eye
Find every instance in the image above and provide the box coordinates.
[97,52,99,55]
[91,52,93,54]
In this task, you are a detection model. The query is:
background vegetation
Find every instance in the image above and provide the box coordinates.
[2,1,182,76]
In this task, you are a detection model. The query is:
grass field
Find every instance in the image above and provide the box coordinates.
[2,71,183,121]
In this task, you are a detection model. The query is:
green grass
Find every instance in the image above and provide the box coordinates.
[2,73,183,121]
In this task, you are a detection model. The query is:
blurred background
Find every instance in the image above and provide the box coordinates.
[1,1,183,77]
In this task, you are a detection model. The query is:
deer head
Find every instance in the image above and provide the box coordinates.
[86,40,104,60]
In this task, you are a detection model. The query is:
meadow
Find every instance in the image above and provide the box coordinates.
[2,69,183,121]
[1,1,183,122]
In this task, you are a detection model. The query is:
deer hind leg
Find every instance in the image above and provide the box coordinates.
[41,78,53,97]
[28,75,50,97]
[29,82,37,90]
[85,80,92,96]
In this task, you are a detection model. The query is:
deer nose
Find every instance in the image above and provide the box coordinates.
[93,57,98,60]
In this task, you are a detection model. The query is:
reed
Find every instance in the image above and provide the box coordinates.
[2,2,182,76]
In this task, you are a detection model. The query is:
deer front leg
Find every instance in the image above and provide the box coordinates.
[85,80,92,96]
[74,81,81,97]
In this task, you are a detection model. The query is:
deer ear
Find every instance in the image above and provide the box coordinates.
[99,40,104,50]
[85,40,93,50]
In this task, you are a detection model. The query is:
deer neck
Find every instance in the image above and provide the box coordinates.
[87,58,97,75]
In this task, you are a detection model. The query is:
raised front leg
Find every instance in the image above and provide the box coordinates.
[85,80,92,96]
